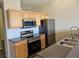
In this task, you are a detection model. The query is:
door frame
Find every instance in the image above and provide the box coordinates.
[0,1,6,57]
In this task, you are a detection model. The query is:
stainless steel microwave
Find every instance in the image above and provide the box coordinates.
[22,19,36,28]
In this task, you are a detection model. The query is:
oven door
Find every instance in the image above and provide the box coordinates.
[28,40,41,55]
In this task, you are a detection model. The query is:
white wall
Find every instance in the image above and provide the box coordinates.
[33,0,79,40]
[3,0,21,57]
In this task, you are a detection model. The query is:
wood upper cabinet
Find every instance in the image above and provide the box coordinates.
[22,11,41,26]
[35,14,41,26]
[22,11,31,19]
[41,14,49,20]
[22,11,36,20]
[7,10,22,28]
[7,9,49,28]
[30,13,36,19]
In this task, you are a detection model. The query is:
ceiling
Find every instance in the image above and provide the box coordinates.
[21,0,51,10]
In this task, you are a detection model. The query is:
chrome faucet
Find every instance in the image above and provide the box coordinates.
[70,26,79,40]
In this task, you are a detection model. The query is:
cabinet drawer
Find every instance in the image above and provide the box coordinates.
[40,36,45,39]
[15,40,27,46]
[40,34,45,39]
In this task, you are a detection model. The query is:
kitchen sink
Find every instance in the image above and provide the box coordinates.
[64,38,78,42]
[59,41,76,46]
[57,38,79,48]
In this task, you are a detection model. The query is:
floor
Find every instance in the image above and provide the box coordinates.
[0,48,37,58]
[0,49,5,58]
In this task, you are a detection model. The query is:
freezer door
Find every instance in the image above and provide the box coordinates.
[47,34,56,46]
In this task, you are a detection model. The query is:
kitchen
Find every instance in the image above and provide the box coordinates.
[6,8,56,57]
[0,0,79,58]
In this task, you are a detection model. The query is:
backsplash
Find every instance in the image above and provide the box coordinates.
[6,26,39,39]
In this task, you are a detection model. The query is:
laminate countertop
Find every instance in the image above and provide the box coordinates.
[66,40,79,58]
[35,43,72,58]
[9,34,41,43]
[35,40,79,58]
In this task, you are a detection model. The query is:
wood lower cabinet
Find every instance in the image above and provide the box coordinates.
[9,40,28,58]
[40,34,46,49]
[9,34,46,58]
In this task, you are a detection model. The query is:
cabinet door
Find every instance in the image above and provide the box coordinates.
[22,11,31,19]
[41,14,49,20]
[30,13,36,19]
[35,14,41,26]
[40,34,46,49]
[22,11,36,20]
[7,10,22,28]
[15,40,28,58]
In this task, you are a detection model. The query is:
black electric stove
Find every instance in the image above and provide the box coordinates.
[20,30,41,55]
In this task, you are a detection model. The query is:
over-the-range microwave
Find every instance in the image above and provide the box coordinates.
[22,19,36,28]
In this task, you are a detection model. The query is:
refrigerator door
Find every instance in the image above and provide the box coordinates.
[47,34,56,46]
[47,19,55,36]
[46,19,56,46]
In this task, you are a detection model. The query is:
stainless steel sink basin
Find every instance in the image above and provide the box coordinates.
[64,38,78,42]
[59,41,76,46]
[57,38,78,48]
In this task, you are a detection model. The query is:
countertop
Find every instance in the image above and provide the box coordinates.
[36,43,72,58]
[35,39,79,58]
[9,34,41,43]
[37,44,72,58]
[66,40,79,58]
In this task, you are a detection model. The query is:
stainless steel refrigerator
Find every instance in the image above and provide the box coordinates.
[39,19,56,47]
